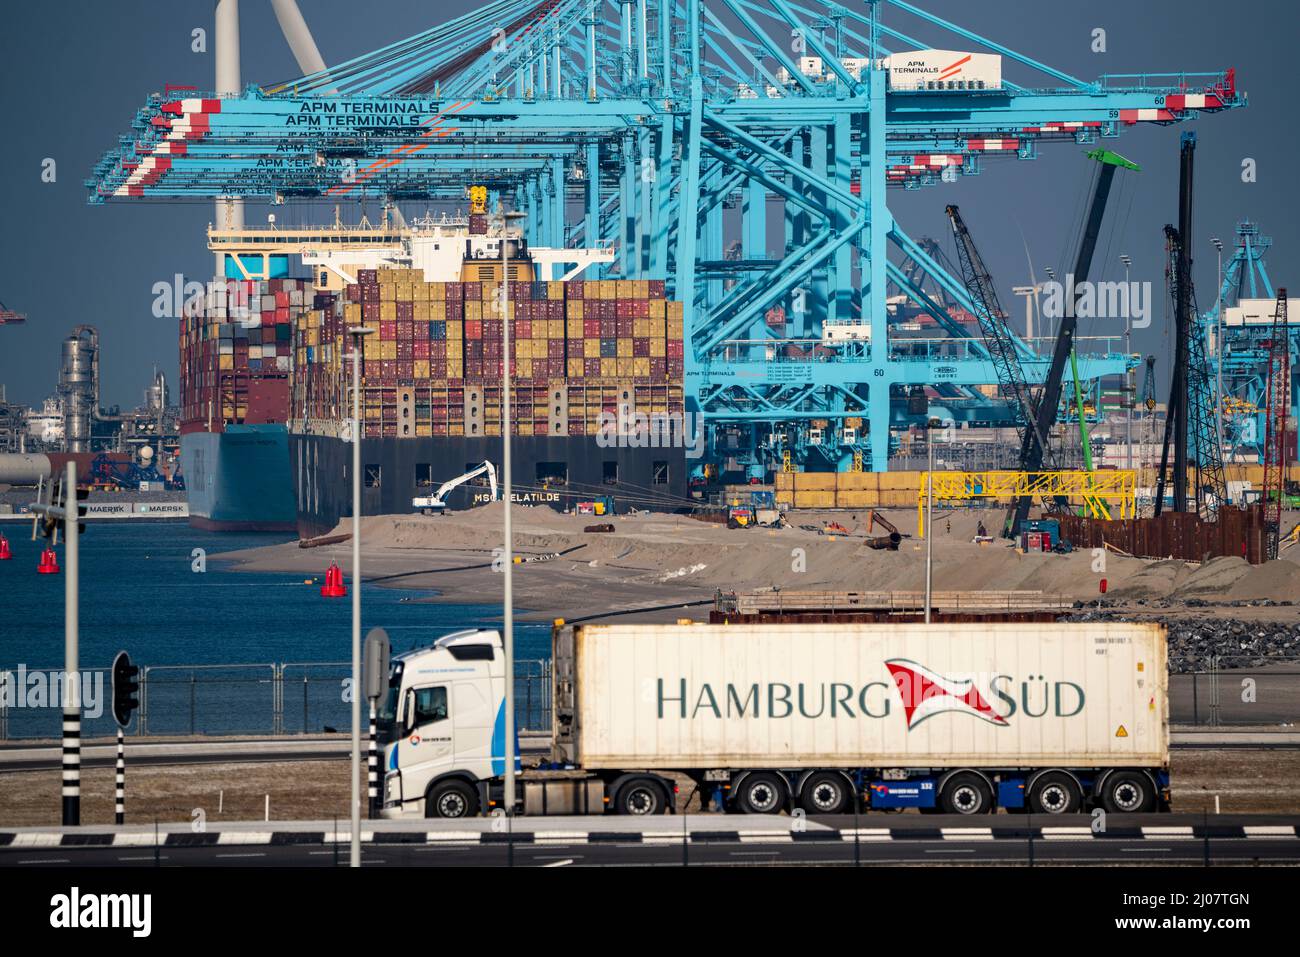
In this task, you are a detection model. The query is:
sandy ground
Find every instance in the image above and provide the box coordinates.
[211,504,1300,624]
[1,750,1295,826]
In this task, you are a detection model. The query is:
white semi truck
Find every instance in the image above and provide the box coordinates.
[379,621,1169,818]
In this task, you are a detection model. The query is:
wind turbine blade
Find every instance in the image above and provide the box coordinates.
[270,0,329,76]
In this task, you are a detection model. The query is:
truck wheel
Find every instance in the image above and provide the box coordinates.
[799,772,850,815]
[426,779,479,819]
[736,772,786,814]
[939,772,993,815]
[615,777,667,816]
[1100,771,1155,814]
[1027,772,1082,814]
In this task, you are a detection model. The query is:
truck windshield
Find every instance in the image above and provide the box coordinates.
[376,662,404,744]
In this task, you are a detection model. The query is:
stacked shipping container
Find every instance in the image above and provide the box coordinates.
[179,278,312,431]
[291,268,687,440]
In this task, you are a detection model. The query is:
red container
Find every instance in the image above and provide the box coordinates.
[548,340,564,359]
[515,320,531,339]
[398,321,414,340]
[667,340,684,358]
[380,321,397,340]
[396,302,414,320]
[568,280,584,299]
[465,320,483,340]
[430,341,446,358]
[413,340,430,359]
[363,302,381,321]
[633,338,649,357]
[648,279,665,298]
[584,319,600,338]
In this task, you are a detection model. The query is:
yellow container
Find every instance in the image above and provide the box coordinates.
[794,472,836,491]
[584,339,601,358]
[794,490,836,509]
[379,283,395,302]
[548,320,564,339]
[380,302,397,321]
[617,339,633,358]
[633,319,649,338]
[414,360,430,379]
[649,299,665,318]
[430,283,445,301]
[567,301,584,319]
[633,358,650,378]
[837,490,881,508]
[567,358,584,378]
[649,339,666,357]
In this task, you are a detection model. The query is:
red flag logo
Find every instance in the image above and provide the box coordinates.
[885,659,1009,729]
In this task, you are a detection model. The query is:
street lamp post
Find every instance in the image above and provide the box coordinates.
[924,417,940,624]
[346,324,374,867]
[1121,254,1133,472]
[496,202,527,816]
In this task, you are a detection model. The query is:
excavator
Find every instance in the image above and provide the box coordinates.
[412,460,498,515]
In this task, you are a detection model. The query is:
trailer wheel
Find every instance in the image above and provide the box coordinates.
[426,779,479,819]
[799,772,851,815]
[1027,772,1083,815]
[615,777,667,816]
[736,772,787,814]
[939,772,993,815]
[1100,771,1155,814]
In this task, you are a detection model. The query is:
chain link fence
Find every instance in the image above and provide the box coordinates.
[0,659,553,740]
[2,657,1295,739]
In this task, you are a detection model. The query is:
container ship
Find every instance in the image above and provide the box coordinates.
[177,277,311,531]
[289,210,689,539]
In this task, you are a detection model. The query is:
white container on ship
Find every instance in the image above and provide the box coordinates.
[883,49,1002,91]
[565,621,1166,769]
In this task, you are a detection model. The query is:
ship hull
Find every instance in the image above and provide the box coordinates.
[181,425,297,532]
[291,432,688,539]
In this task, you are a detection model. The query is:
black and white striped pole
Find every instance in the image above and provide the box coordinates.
[111,651,139,826]
[367,700,378,817]
[62,462,80,827]
[363,628,390,821]
[114,727,125,825]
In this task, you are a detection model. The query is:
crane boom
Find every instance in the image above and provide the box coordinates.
[944,205,1050,462]
[1007,148,1140,535]
[1263,288,1290,559]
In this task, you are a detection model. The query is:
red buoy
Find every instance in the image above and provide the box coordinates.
[320,561,347,598]
[37,546,60,574]
[0,535,11,560]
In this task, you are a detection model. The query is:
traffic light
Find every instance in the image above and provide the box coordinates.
[32,478,88,540]
[57,484,89,537]
[111,651,140,728]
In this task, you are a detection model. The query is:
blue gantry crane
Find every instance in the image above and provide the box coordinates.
[1204,222,1298,465]
[86,0,1244,481]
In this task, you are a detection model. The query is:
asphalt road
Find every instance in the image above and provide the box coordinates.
[4,836,1296,867]
[4,814,1297,867]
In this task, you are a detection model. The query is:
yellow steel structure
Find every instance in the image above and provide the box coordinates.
[917,469,1138,538]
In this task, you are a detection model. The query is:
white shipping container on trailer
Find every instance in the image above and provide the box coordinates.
[566,622,1166,769]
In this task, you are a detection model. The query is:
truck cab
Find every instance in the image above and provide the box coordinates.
[378,629,516,818]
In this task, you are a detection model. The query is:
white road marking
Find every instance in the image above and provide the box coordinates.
[941,828,994,841]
